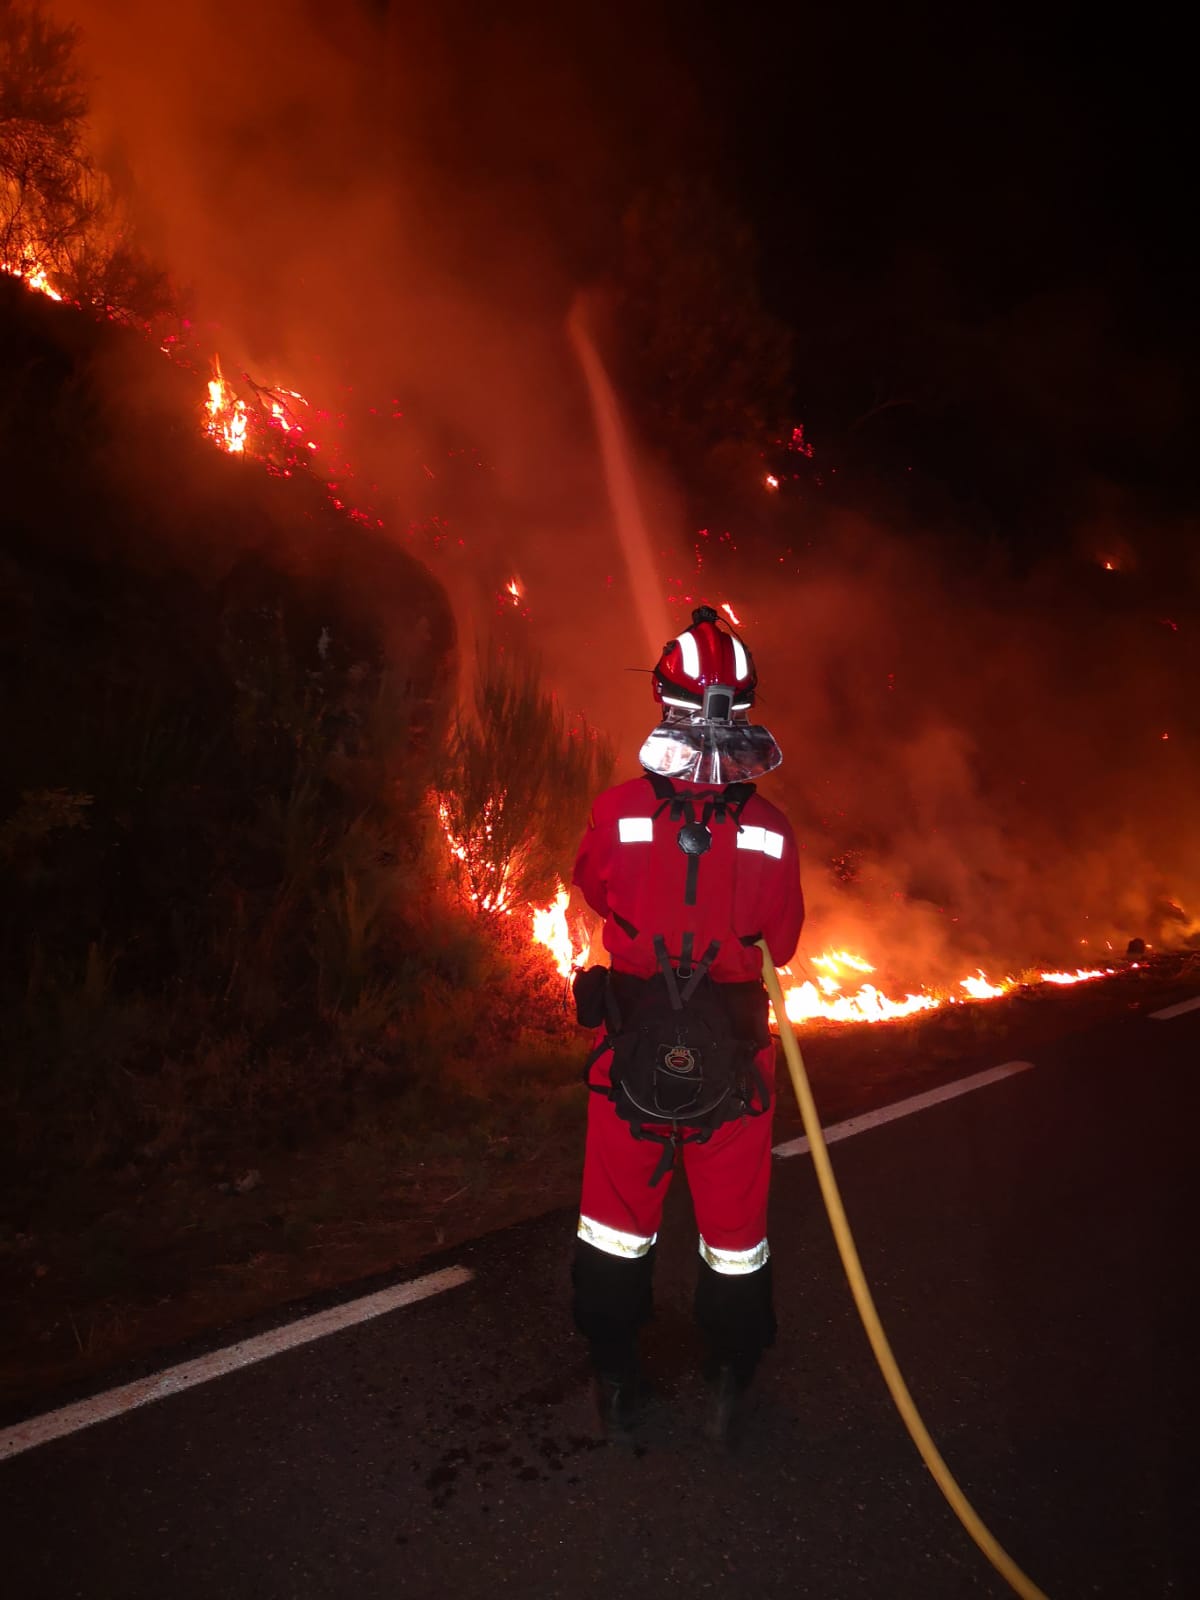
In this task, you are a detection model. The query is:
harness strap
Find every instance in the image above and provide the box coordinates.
[642,774,757,819]
[641,773,758,909]
[648,1137,677,1187]
[683,851,702,907]
[633,1123,719,1186]
[678,938,722,1003]
[720,781,757,823]
[653,934,683,1010]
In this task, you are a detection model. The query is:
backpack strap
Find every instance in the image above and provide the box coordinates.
[581,1034,614,1092]
[740,1054,771,1118]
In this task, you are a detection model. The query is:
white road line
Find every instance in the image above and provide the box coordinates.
[0,1264,473,1464]
[773,1061,1035,1159]
[1150,994,1200,1021]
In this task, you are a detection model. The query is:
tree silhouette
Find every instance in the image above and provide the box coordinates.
[1,1,90,272]
[1,0,170,317]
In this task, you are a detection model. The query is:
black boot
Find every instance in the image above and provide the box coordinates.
[574,1240,657,1440]
[591,1363,653,1443]
[703,1362,749,1448]
[695,1259,774,1448]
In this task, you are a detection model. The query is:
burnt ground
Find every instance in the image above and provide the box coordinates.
[2,951,1196,1413]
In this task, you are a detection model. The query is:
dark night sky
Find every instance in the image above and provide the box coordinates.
[673,3,1198,540]
[407,0,1198,542]
[697,5,1194,322]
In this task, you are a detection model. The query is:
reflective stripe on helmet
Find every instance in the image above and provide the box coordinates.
[579,1214,658,1258]
[698,1235,770,1275]
[731,635,749,681]
[736,826,784,859]
[676,629,701,680]
[617,816,654,843]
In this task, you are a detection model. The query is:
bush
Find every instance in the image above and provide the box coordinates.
[436,643,612,915]
[1,0,172,319]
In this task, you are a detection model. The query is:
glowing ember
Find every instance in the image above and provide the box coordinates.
[720,601,742,626]
[506,577,523,604]
[764,473,780,490]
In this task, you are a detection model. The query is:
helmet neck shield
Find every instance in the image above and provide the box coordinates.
[638,718,783,785]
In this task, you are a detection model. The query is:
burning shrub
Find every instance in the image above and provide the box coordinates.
[1,0,170,318]
[437,644,612,917]
[1,2,88,277]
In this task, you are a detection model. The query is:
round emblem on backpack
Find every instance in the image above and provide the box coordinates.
[663,1045,697,1074]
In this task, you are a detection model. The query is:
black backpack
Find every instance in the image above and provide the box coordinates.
[576,935,771,1186]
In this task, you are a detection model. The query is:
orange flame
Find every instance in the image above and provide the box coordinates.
[437,798,515,914]
[530,882,592,978]
[204,357,247,454]
[960,971,1011,1000]
[776,975,940,1026]
[770,947,1112,1027]
[2,261,63,301]
[1038,967,1110,985]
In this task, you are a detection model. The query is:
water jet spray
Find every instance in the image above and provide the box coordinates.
[567,296,672,664]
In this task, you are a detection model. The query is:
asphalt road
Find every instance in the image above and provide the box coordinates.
[3,992,1197,1599]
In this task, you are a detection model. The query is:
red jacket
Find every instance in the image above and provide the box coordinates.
[572,774,804,983]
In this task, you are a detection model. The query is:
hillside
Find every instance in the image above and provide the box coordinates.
[1,275,581,1188]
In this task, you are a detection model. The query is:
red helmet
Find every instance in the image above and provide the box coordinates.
[652,604,757,722]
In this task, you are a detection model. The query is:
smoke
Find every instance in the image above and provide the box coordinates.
[702,516,1200,982]
[52,0,1200,981]
[58,0,709,713]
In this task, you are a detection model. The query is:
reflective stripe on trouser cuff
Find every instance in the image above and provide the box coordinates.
[698,1236,770,1275]
[578,1214,658,1259]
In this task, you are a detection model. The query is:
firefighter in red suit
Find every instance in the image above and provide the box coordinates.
[571,605,804,1442]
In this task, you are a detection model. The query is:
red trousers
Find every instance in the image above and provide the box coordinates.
[578,1042,777,1270]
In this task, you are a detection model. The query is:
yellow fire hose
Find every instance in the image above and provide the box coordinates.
[758,941,1051,1600]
